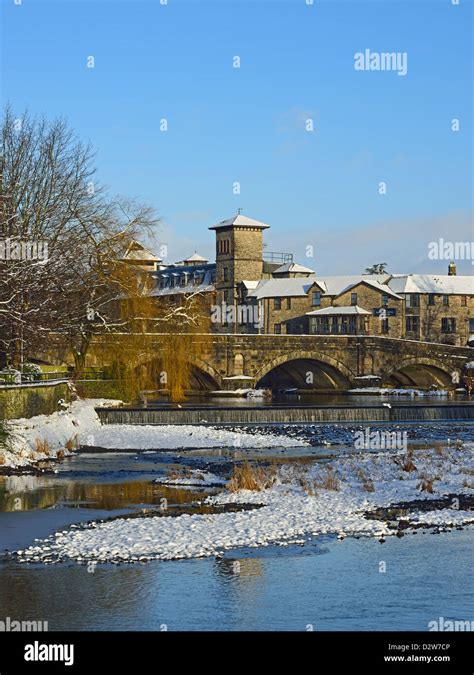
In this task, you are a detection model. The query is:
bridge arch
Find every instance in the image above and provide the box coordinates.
[189,357,222,390]
[254,351,355,390]
[384,357,458,388]
[133,355,222,392]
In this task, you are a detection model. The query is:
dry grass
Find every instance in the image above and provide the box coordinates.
[314,466,340,491]
[56,449,65,459]
[167,466,194,481]
[395,449,417,473]
[34,438,51,456]
[0,454,5,465]
[228,461,277,493]
[462,478,473,489]
[418,476,435,493]
[65,434,80,451]
[362,478,375,492]
[355,468,375,492]
[298,476,316,496]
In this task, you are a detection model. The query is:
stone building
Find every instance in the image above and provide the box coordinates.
[148,213,473,346]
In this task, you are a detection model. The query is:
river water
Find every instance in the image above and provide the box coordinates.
[0,417,472,631]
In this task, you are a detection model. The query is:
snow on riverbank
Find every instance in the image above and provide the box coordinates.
[1,398,308,468]
[15,444,474,564]
[348,388,449,396]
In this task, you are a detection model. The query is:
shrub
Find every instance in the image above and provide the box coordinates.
[228,461,277,492]
[314,466,340,491]
[34,438,51,456]
[418,476,435,493]
[396,449,417,473]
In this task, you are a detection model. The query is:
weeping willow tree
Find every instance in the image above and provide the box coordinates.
[92,265,212,403]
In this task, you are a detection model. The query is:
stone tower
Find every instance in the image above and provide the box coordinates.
[209,213,270,330]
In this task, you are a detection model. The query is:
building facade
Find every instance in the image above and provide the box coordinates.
[145,214,473,347]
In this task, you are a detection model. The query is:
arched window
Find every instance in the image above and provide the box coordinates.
[234,353,244,376]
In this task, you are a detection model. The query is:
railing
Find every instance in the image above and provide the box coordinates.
[0,370,106,386]
[263,252,294,264]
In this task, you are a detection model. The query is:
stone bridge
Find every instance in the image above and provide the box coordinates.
[184,334,472,391]
[39,333,473,392]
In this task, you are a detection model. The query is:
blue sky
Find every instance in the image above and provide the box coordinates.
[1,0,472,274]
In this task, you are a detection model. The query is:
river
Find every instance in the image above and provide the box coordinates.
[0,415,472,631]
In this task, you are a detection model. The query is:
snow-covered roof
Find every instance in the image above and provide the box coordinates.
[209,214,270,230]
[316,274,391,296]
[182,252,208,263]
[306,305,371,316]
[387,274,474,295]
[273,262,315,275]
[241,280,260,290]
[340,278,403,300]
[247,274,397,300]
[122,240,161,262]
[247,277,323,300]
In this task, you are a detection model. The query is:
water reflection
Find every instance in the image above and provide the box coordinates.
[0,476,213,512]
[214,557,263,579]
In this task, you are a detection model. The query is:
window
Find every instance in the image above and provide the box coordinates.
[351,293,358,306]
[274,297,281,310]
[442,295,449,306]
[382,294,389,306]
[405,294,420,308]
[441,317,456,333]
[312,291,321,307]
[286,297,291,310]
[223,267,228,282]
[218,239,230,254]
[381,319,389,334]
[223,290,229,303]
[406,316,420,333]
[274,323,281,334]
[428,294,436,306]
[470,318,474,332]
[461,296,467,307]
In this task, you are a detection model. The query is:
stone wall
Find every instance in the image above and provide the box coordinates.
[0,382,70,421]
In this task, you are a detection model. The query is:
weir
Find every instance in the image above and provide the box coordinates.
[95,404,474,425]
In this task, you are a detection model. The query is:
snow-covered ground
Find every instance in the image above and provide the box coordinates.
[348,388,449,396]
[1,398,308,468]
[15,444,474,564]
[154,470,227,487]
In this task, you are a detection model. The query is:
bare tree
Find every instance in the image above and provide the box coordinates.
[0,107,159,368]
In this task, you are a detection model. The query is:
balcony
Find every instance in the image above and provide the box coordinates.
[263,251,294,264]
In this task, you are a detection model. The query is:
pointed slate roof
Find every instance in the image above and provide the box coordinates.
[209,214,270,230]
[182,252,208,263]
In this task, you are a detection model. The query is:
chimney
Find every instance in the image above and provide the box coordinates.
[448,261,457,276]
